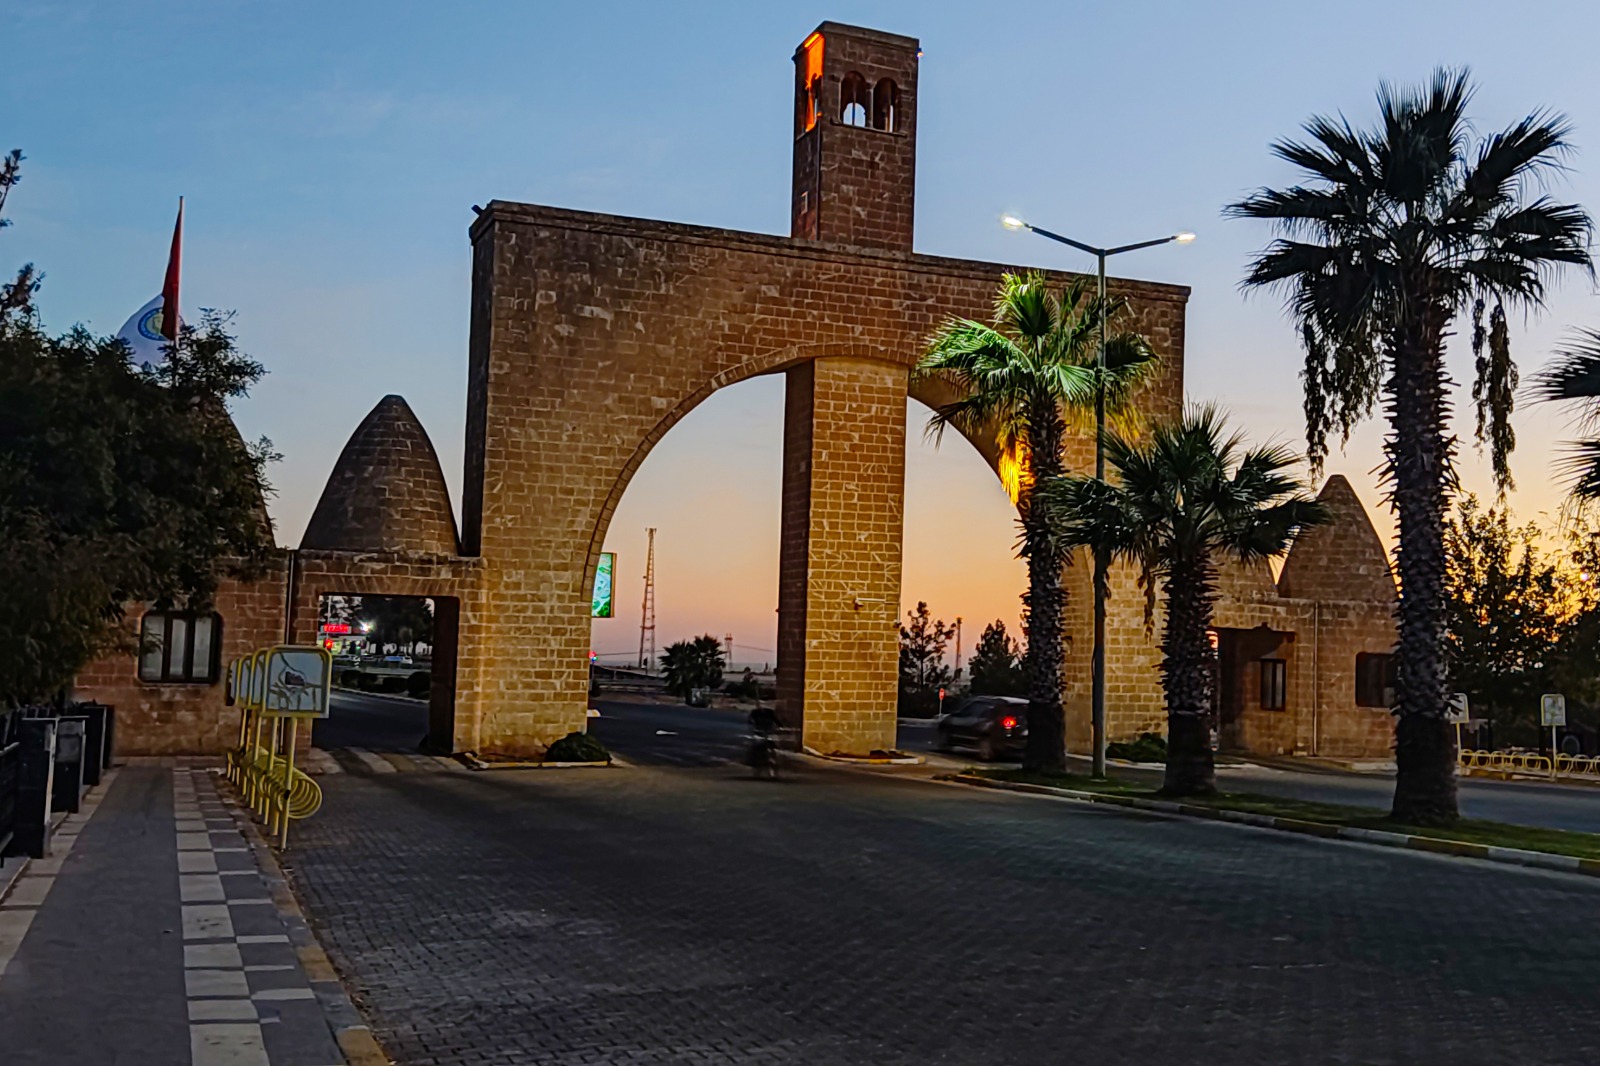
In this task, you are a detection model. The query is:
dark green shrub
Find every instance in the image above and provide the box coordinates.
[545,731,610,763]
[1107,731,1167,763]
[406,671,431,698]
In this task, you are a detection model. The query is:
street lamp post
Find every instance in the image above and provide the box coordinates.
[1001,216,1193,779]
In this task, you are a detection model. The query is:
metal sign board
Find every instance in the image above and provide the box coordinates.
[1446,692,1470,724]
[262,646,332,718]
[592,552,616,618]
[1541,693,1567,728]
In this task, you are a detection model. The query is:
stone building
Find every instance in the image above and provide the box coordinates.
[72,21,1398,760]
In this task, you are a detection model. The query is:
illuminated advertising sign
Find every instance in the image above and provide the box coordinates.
[592,552,616,618]
[322,622,351,635]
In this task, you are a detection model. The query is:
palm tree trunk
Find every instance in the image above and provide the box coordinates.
[1160,555,1217,796]
[1388,306,1459,825]
[1022,411,1067,771]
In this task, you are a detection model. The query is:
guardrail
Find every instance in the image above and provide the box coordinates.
[1459,748,1600,782]
[223,645,330,848]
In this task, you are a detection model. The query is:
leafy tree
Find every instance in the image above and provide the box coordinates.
[0,149,39,323]
[916,272,1158,769]
[355,595,434,653]
[1036,407,1323,796]
[968,620,1026,697]
[1227,71,1592,823]
[898,601,954,715]
[1442,496,1565,744]
[0,150,277,706]
[659,635,725,700]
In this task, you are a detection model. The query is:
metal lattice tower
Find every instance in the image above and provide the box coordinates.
[638,528,657,671]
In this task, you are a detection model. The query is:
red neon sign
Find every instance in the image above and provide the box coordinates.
[323,622,351,635]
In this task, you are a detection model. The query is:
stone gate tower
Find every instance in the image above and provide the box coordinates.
[791,23,920,250]
[776,24,925,752]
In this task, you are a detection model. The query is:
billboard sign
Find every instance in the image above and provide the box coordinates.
[592,552,616,618]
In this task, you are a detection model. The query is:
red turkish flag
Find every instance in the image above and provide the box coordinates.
[160,197,183,342]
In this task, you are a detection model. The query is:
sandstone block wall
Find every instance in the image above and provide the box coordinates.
[73,558,290,756]
[465,201,1187,754]
[778,357,907,754]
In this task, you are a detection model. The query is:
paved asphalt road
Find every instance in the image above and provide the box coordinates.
[317,690,431,751]
[301,695,1600,1063]
[320,692,1600,832]
[589,699,1600,833]
[288,726,1600,1064]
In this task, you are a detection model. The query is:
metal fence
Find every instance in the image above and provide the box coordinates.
[0,709,21,855]
[1459,748,1600,782]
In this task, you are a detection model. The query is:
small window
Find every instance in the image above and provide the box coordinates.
[840,71,870,126]
[1259,659,1286,711]
[1355,652,1395,708]
[138,611,222,684]
[872,78,899,132]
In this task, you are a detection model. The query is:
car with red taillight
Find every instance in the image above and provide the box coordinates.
[933,696,1029,761]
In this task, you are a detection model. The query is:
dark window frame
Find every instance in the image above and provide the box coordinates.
[839,71,870,127]
[872,77,899,131]
[1355,652,1396,708]
[1259,658,1287,711]
[138,611,222,685]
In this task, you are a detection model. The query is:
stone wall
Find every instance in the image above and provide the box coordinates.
[72,558,290,756]
[778,357,907,754]
[465,200,1188,754]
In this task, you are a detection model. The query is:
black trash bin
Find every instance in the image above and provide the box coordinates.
[51,716,87,814]
[12,717,56,858]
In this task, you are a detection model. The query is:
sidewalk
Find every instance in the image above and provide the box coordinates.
[0,761,354,1066]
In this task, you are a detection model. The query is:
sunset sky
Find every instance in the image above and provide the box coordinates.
[7,1,1600,666]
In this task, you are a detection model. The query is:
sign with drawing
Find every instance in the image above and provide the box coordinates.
[262,646,332,718]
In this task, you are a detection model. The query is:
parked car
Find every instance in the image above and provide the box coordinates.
[934,696,1029,761]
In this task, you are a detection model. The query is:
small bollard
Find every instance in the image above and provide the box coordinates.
[15,718,57,858]
[52,717,88,814]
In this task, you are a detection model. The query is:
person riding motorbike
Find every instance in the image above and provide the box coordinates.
[748,703,780,775]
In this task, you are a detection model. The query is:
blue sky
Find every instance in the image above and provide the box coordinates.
[7,1,1600,661]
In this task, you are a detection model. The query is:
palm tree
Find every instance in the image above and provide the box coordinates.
[1034,407,1324,795]
[915,271,1158,770]
[1226,70,1592,824]
[660,635,726,702]
[1534,328,1600,500]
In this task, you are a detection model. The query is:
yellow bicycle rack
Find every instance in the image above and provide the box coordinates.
[224,645,331,848]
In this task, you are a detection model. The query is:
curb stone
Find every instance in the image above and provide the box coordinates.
[802,748,924,766]
[217,772,393,1065]
[457,752,613,771]
[943,773,1600,878]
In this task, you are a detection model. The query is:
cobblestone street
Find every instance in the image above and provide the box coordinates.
[285,760,1600,1065]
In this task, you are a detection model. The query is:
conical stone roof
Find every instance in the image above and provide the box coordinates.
[300,395,459,556]
[1277,474,1395,604]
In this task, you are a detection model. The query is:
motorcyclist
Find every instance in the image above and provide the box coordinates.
[749,702,779,738]
[748,702,780,773]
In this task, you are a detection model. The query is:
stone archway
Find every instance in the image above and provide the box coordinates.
[456,201,1186,755]
[581,345,1032,754]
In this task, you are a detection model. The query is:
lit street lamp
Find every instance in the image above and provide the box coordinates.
[1002,215,1194,779]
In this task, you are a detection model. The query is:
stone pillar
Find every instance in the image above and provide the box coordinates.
[777,357,907,755]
